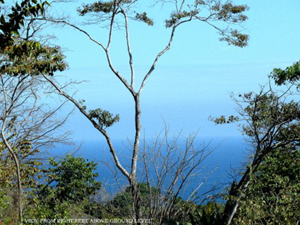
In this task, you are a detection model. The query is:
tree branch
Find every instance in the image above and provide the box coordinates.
[121,8,135,89]
[42,74,130,179]
[139,18,192,94]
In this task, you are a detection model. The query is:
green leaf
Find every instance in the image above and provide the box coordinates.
[135,12,154,26]
[0,15,5,24]
[89,108,120,129]
[10,30,19,37]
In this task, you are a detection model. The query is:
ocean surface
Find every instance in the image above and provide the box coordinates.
[50,136,251,201]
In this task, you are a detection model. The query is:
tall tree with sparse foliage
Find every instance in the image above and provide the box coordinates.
[38,0,249,221]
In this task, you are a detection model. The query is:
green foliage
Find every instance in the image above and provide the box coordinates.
[0,139,43,223]
[235,147,300,224]
[41,155,102,203]
[0,139,42,188]
[17,141,43,188]
[135,12,154,26]
[220,90,300,223]
[0,144,15,223]
[106,183,160,218]
[216,91,300,143]
[215,3,248,22]
[212,62,300,224]
[210,115,239,124]
[78,1,115,16]
[27,155,102,219]
[0,0,50,48]
[161,200,224,225]
[0,188,12,214]
[271,60,300,85]
[77,0,248,47]
[165,10,198,28]
[108,187,133,217]
[1,42,67,76]
[77,0,137,16]
[105,183,219,224]
[0,0,67,78]
[189,201,223,225]
[78,99,87,110]
[240,92,300,140]
[186,0,249,47]
[220,29,249,48]
[89,108,120,129]
[165,1,248,33]
[25,196,71,221]
[163,217,186,225]
[78,1,154,26]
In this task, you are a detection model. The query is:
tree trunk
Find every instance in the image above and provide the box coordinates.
[1,134,23,223]
[131,181,142,224]
[131,94,142,224]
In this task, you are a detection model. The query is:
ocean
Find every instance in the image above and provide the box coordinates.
[50,136,250,201]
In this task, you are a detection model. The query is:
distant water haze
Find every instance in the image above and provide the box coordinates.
[49,136,249,201]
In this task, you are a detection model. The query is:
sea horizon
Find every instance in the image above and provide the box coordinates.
[48,135,251,202]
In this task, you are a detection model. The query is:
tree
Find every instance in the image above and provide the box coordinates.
[139,129,214,224]
[271,60,300,88]
[98,129,212,223]
[38,0,249,222]
[40,155,102,204]
[0,74,71,223]
[0,0,49,48]
[0,142,15,224]
[212,75,300,224]
[29,155,102,220]
[0,1,68,222]
[234,147,300,224]
[105,183,159,219]
[0,138,49,223]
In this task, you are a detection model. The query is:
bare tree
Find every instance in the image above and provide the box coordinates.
[96,128,216,224]
[139,128,215,224]
[38,0,249,221]
[0,73,72,222]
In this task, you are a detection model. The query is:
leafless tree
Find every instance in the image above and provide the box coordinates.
[94,128,217,224]
[138,128,217,224]
[0,74,71,222]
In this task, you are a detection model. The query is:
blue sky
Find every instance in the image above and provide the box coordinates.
[47,0,300,141]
